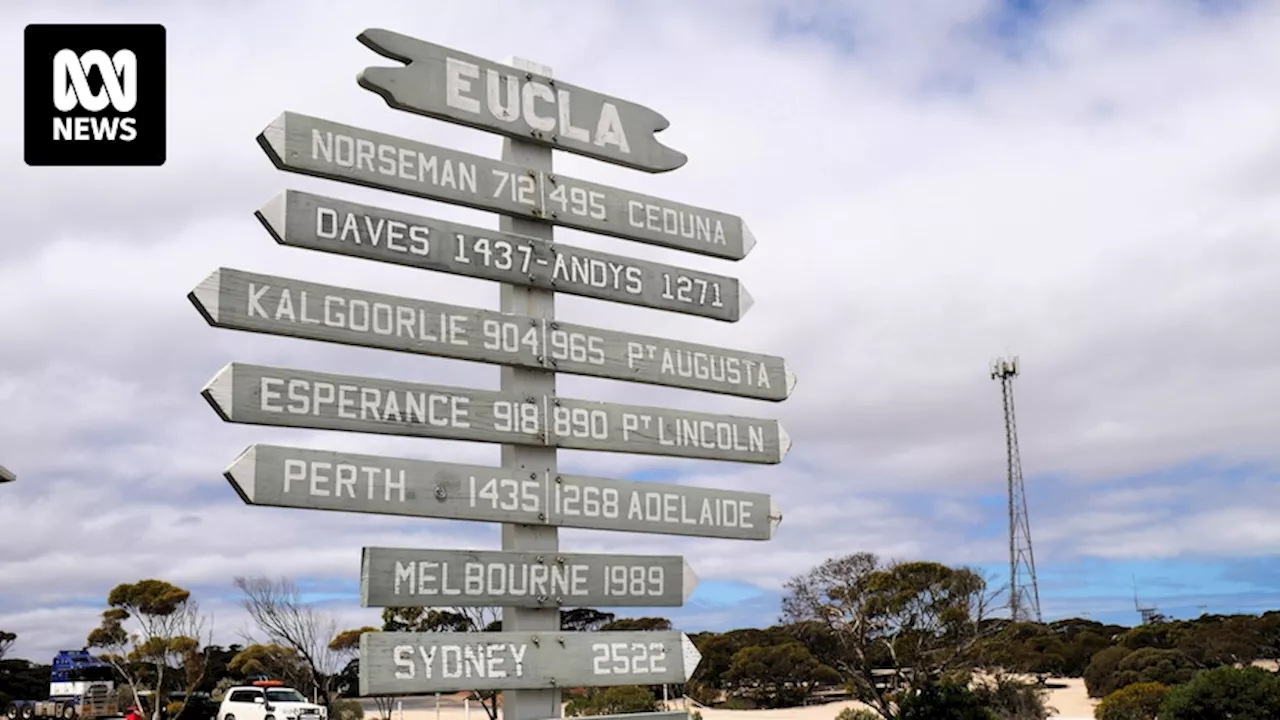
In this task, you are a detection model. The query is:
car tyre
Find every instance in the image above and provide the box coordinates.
[5,705,19,720]
[60,707,75,720]
[18,707,33,720]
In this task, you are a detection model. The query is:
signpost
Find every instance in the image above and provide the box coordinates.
[202,362,791,464]
[190,268,791,400]
[256,112,756,260]
[197,28,795,719]
[225,445,780,541]
[358,630,703,694]
[254,189,752,322]
[356,29,688,174]
[360,547,698,608]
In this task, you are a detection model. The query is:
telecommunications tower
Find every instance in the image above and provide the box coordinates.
[991,356,1042,623]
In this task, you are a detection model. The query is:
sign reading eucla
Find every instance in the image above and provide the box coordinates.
[197,25,796,711]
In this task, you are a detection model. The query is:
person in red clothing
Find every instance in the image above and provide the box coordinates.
[123,706,143,720]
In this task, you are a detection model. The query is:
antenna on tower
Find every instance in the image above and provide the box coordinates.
[991,355,1041,624]
[1133,575,1159,625]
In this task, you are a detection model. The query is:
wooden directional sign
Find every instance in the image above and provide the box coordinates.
[189,268,792,402]
[360,547,697,608]
[356,29,687,174]
[255,189,751,322]
[225,445,780,541]
[0,465,14,484]
[256,112,755,260]
[533,715,687,720]
[202,363,790,464]
[359,630,702,694]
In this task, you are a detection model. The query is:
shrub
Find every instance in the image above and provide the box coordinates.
[895,682,993,720]
[1084,647,1133,698]
[329,699,364,720]
[690,712,703,720]
[1160,665,1280,720]
[834,708,880,720]
[972,676,1053,720]
[564,686,659,717]
[1094,682,1167,720]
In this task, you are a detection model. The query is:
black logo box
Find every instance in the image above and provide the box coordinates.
[24,24,166,167]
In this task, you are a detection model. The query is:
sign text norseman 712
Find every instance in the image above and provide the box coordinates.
[256,112,756,260]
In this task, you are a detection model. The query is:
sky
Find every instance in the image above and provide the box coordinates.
[4,0,1280,664]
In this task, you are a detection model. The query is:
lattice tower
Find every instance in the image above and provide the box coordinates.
[991,356,1042,623]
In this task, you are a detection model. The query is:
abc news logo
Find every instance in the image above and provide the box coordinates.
[24,24,166,166]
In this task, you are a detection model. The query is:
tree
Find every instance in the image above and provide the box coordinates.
[85,579,212,720]
[1084,647,1132,698]
[233,576,340,711]
[0,631,14,663]
[227,643,312,690]
[1160,665,1280,719]
[722,641,839,708]
[1094,682,1168,720]
[780,552,994,719]
[328,628,381,718]
[599,617,672,632]
[379,607,502,720]
[561,609,616,632]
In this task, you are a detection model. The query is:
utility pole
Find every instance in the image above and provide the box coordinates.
[991,356,1042,623]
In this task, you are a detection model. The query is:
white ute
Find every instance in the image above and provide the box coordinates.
[217,682,326,720]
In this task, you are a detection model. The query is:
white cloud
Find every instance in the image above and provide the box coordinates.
[4,0,1280,660]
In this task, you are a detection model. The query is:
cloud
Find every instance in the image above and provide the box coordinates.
[4,0,1280,660]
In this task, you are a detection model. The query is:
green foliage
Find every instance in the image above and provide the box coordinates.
[834,708,880,720]
[1094,682,1167,720]
[894,681,994,720]
[329,698,364,720]
[1084,647,1133,698]
[563,686,659,716]
[1084,646,1198,699]
[971,675,1053,720]
[724,640,841,708]
[1159,665,1280,720]
[599,617,672,631]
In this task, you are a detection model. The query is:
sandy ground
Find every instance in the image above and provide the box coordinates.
[367,677,1097,720]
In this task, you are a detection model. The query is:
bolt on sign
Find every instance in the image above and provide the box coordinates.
[193,28,795,718]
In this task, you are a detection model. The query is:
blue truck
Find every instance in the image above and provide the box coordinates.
[4,650,118,720]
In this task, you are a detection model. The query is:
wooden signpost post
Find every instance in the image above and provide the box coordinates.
[194,30,795,720]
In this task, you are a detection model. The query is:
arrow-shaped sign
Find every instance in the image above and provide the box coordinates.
[359,630,703,694]
[361,547,698,608]
[254,189,753,322]
[257,112,756,260]
[356,29,688,174]
[224,444,781,541]
[202,363,791,464]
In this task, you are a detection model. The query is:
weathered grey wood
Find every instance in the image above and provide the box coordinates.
[202,363,790,464]
[224,444,782,541]
[360,547,697,608]
[255,189,751,322]
[256,112,755,261]
[189,268,792,401]
[358,630,702,694]
[496,53,561,720]
[356,30,687,174]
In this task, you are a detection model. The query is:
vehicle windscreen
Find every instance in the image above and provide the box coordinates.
[67,667,115,682]
[265,690,308,704]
